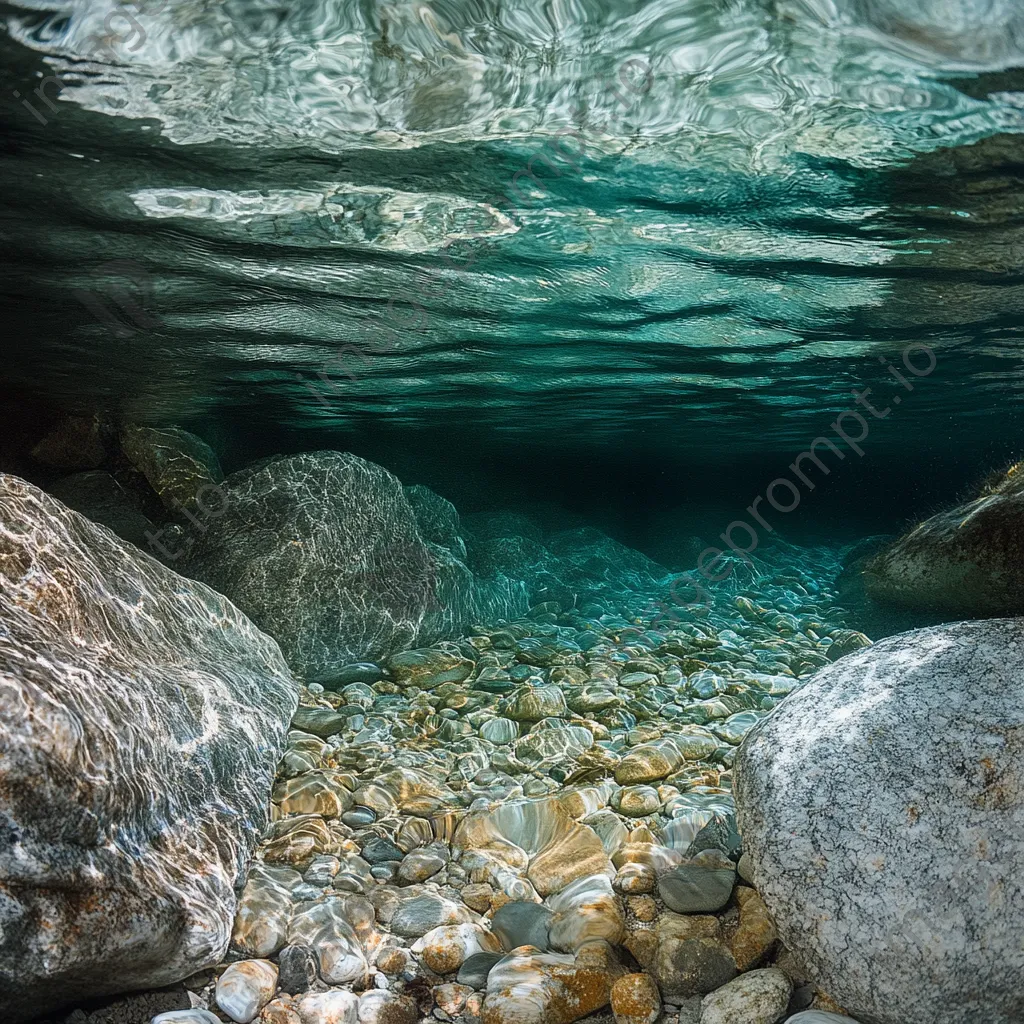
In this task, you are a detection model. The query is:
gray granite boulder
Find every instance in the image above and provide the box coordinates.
[185,451,525,676]
[864,462,1024,616]
[0,474,297,1022]
[735,619,1024,1024]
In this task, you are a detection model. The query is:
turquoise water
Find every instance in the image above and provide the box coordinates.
[2,0,1023,539]
[3,5,1024,1023]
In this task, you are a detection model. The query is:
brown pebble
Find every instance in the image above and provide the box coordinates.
[624,927,659,969]
[628,895,658,923]
[462,883,494,913]
[610,972,661,1024]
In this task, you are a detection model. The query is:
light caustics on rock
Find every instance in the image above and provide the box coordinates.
[0,473,298,1022]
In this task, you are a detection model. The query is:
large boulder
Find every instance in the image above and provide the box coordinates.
[0,474,297,1021]
[864,463,1024,616]
[184,452,523,676]
[734,619,1024,1024]
[403,484,467,560]
[31,414,110,470]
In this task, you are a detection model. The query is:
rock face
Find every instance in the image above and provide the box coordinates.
[120,423,225,515]
[0,474,297,1021]
[735,619,1024,1024]
[47,469,156,548]
[185,452,524,676]
[864,462,1024,616]
[31,414,109,469]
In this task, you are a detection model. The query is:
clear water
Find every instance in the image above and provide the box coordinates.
[3,4,1024,1022]
[2,0,1023,542]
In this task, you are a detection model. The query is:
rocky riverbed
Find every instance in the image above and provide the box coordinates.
[15,428,1023,1024]
[126,542,869,1024]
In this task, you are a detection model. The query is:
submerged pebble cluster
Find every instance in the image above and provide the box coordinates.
[164,543,869,1024]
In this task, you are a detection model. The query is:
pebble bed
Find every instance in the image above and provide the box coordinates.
[160,543,870,1024]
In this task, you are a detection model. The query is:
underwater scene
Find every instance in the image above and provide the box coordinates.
[1,1,1023,1023]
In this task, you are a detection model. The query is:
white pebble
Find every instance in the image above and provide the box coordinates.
[215,959,278,1023]
[296,990,359,1024]
[151,1013,221,1024]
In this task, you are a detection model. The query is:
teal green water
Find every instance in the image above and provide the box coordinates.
[1,0,1023,541]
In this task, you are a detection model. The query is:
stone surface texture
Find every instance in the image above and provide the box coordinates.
[185,452,525,675]
[864,462,1024,615]
[735,619,1024,1024]
[0,474,297,1021]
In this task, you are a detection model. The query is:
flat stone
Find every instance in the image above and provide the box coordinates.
[388,648,474,689]
[785,1015,861,1024]
[458,951,504,989]
[312,662,385,688]
[151,1013,222,1024]
[290,708,349,739]
[390,894,473,938]
[658,852,735,913]
[490,902,555,952]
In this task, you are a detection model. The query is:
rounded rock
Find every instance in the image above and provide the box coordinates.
[698,968,792,1024]
[613,786,660,817]
[151,1013,221,1024]
[735,619,1024,1024]
[215,959,278,1024]
[610,972,661,1024]
[356,990,417,1024]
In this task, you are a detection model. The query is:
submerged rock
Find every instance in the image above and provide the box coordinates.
[32,414,109,469]
[481,941,623,1024]
[215,959,278,1023]
[735,618,1024,1024]
[184,451,522,674]
[610,972,661,1024]
[47,469,156,547]
[698,968,792,1024]
[0,474,297,1021]
[404,483,467,560]
[864,462,1024,615]
[120,423,224,515]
